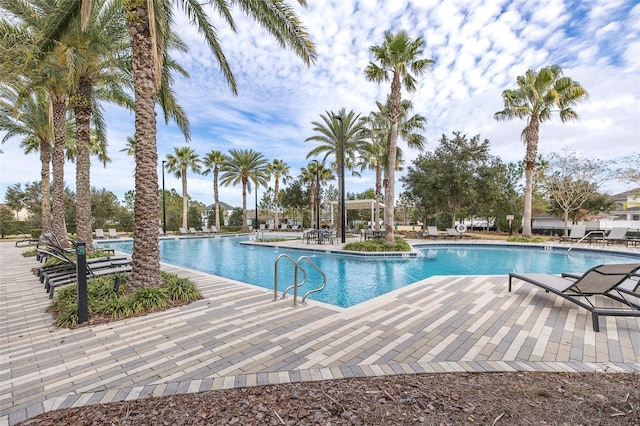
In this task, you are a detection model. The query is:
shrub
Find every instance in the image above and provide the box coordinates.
[49,272,201,327]
[507,236,545,243]
[344,236,411,252]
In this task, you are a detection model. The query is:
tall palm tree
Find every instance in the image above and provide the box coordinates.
[300,160,333,229]
[266,159,290,228]
[365,30,434,242]
[62,0,132,251]
[494,65,588,237]
[202,150,227,232]
[0,0,73,243]
[361,98,426,231]
[165,147,202,230]
[220,149,269,233]
[0,83,53,233]
[305,108,366,238]
[44,0,316,287]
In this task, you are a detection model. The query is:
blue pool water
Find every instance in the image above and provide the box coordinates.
[100,237,639,308]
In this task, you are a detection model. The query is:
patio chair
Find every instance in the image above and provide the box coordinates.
[363,229,374,241]
[188,227,199,235]
[159,227,165,236]
[445,228,469,240]
[604,227,629,246]
[210,226,219,234]
[509,263,640,331]
[95,229,105,239]
[427,226,443,239]
[280,223,289,232]
[201,226,210,234]
[559,224,586,243]
[179,227,188,235]
[108,228,119,239]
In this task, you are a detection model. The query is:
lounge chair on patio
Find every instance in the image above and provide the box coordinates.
[179,227,188,235]
[445,228,470,239]
[280,223,289,231]
[603,227,629,246]
[108,228,119,238]
[39,250,132,298]
[427,226,443,239]
[509,263,640,331]
[559,224,586,243]
[95,229,105,239]
[210,226,219,234]
[200,226,210,234]
[188,227,199,235]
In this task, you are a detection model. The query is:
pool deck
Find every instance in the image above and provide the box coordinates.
[2,237,640,425]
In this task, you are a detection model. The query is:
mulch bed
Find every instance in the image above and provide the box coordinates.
[18,371,640,425]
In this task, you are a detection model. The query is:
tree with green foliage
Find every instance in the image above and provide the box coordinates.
[202,150,227,233]
[494,65,589,237]
[220,149,269,232]
[266,159,290,228]
[306,108,367,236]
[402,132,501,228]
[165,147,202,230]
[91,188,121,229]
[365,30,434,242]
[541,149,611,235]
[42,0,316,288]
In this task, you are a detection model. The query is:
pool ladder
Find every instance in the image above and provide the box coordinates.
[273,254,326,307]
[567,230,606,253]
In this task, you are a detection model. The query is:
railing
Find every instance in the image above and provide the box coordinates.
[273,254,326,306]
[567,230,606,253]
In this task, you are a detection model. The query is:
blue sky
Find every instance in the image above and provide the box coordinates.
[1,0,639,208]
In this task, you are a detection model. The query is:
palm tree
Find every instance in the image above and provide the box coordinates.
[220,149,269,233]
[44,0,316,287]
[494,65,589,237]
[266,159,290,228]
[165,147,202,230]
[202,150,228,232]
[305,108,366,238]
[300,160,333,229]
[0,83,53,233]
[62,0,132,251]
[365,30,434,242]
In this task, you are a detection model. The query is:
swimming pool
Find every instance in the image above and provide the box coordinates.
[100,237,640,308]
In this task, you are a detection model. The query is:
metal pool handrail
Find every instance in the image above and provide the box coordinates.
[273,254,326,306]
[568,230,606,253]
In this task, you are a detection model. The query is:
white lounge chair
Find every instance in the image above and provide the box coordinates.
[95,229,105,239]
[179,227,188,235]
[560,224,586,243]
[188,227,199,235]
[108,228,119,238]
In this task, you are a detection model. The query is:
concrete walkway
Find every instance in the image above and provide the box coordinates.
[1,239,639,425]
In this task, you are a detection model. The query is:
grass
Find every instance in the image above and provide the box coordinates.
[344,236,411,252]
[506,236,546,243]
[48,271,202,328]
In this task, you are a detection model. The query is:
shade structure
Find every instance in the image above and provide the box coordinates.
[329,199,385,228]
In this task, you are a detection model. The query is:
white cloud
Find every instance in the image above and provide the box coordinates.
[2,0,639,209]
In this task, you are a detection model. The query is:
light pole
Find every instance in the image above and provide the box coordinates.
[254,180,259,231]
[161,160,167,234]
[312,160,320,230]
[334,115,345,243]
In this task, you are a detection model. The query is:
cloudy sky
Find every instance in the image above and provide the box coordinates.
[1,0,638,208]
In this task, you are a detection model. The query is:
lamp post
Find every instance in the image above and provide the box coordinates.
[334,115,345,243]
[254,181,259,231]
[312,160,320,230]
[161,160,167,234]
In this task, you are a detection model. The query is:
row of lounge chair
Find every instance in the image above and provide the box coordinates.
[178,226,219,235]
[417,226,470,240]
[560,225,638,246]
[95,228,119,239]
[35,233,131,298]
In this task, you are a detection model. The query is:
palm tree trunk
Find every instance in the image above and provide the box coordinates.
[50,93,68,246]
[375,164,382,231]
[128,7,161,288]
[385,74,401,243]
[40,140,52,233]
[72,78,94,252]
[522,116,539,237]
[181,170,188,229]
